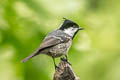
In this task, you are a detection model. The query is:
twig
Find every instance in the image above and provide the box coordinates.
[53,59,80,80]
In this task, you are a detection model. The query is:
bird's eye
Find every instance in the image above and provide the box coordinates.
[72,28,74,30]
[73,25,76,27]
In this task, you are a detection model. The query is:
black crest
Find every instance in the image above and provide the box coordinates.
[59,18,79,30]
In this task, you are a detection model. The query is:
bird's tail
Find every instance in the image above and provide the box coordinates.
[21,49,40,63]
[21,54,34,63]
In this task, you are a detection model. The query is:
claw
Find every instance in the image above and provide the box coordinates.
[61,57,66,61]
[61,57,72,65]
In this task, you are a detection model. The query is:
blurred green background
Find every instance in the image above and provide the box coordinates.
[0,0,120,80]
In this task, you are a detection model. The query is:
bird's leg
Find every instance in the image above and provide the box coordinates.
[65,55,68,61]
[52,57,58,69]
[65,55,72,65]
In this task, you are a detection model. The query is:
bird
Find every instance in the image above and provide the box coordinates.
[21,18,84,68]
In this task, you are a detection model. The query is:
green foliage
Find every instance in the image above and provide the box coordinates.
[0,0,120,80]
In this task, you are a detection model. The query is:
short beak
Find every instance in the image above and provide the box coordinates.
[78,27,84,30]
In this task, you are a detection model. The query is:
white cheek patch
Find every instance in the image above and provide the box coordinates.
[63,27,78,36]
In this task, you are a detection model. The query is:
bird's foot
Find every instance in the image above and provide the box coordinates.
[61,57,72,65]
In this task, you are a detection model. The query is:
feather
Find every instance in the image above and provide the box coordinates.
[21,36,68,63]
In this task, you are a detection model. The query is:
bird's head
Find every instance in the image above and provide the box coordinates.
[59,18,84,38]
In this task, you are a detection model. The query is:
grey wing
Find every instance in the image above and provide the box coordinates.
[21,35,70,63]
[39,35,71,50]
[39,36,62,50]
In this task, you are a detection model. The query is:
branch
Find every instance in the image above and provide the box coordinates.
[53,59,80,80]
